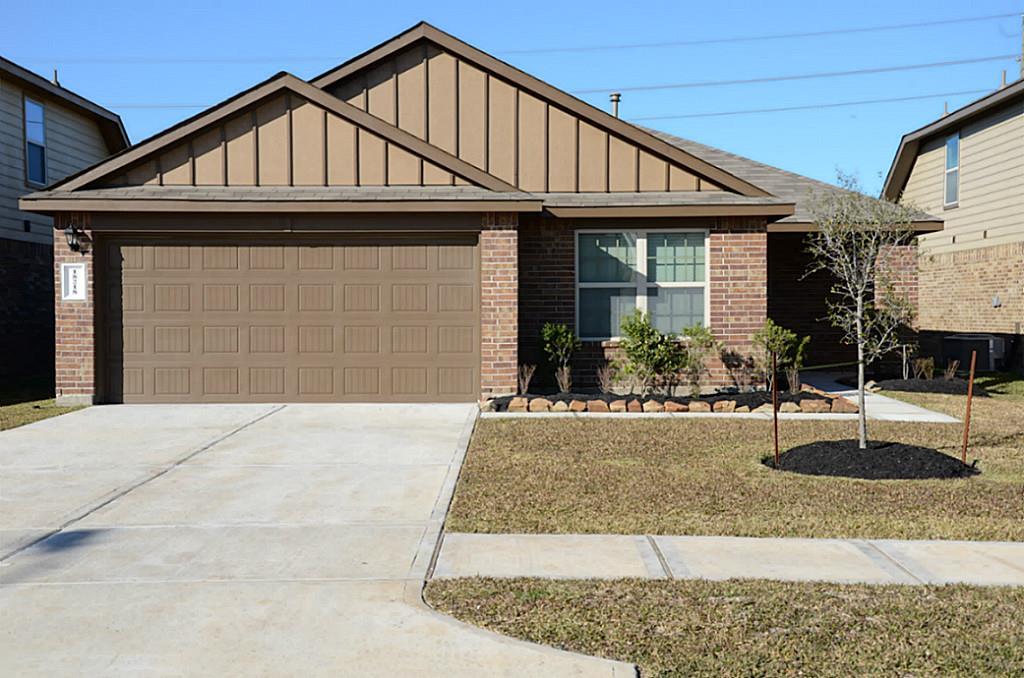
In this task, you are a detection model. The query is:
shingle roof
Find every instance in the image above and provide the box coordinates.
[536,192,789,207]
[643,127,939,224]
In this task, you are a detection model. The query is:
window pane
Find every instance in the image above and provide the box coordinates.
[945,135,958,169]
[578,232,635,283]
[27,142,45,184]
[649,287,704,334]
[25,100,45,144]
[945,169,958,205]
[647,232,705,282]
[579,287,636,338]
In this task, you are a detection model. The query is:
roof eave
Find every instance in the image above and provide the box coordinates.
[19,196,544,215]
[544,203,796,219]
[767,219,943,234]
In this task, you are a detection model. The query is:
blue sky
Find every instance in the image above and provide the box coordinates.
[5,1,1021,195]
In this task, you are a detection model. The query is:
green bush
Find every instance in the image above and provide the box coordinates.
[618,310,718,397]
[541,322,581,392]
[752,319,810,392]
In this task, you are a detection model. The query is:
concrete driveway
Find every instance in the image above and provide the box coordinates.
[0,404,631,677]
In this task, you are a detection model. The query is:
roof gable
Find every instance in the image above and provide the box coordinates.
[311,23,769,197]
[52,72,520,194]
[883,79,1024,201]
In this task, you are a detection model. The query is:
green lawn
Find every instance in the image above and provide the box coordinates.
[426,578,1024,677]
[0,376,82,431]
[447,380,1024,540]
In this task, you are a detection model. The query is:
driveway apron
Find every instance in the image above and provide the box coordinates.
[0,404,631,677]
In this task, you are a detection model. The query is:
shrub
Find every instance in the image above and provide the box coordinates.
[619,310,683,395]
[596,361,618,394]
[912,357,935,380]
[679,324,719,397]
[944,359,960,381]
[752,319,810,392]
[540,322,581,393]
[518,364,537,395]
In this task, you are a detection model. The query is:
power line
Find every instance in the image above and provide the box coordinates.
[105,54,1020,109]
[630,88,994,120]
[10,13,1021,64]
[574,54,1018,93]
[502,12,1023,54]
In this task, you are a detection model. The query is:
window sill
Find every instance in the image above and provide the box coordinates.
[943,202,959,211]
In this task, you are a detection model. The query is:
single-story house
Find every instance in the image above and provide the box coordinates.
[21,22,939,405]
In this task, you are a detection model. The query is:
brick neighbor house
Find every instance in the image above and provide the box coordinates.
[20,23,937,405]
[884,78,1024,371]
[1,57,128,386]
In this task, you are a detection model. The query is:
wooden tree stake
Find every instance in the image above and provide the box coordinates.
[961,350,977,465]
[772,351,780,467]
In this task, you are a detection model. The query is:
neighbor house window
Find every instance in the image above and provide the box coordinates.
[576,230,708,339]
[25,98,46,185]
[944,133,959,207]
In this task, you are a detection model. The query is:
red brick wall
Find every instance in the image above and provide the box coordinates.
[53,215,96,405]
[0,238,54,380]
[480,213,519,398]
[519,215,768,390]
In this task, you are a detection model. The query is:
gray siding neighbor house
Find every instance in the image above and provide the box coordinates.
[0,57,128,384]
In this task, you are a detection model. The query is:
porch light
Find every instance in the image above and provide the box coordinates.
[64,224,81,252]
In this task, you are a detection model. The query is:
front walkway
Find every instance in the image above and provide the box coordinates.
[804,373,961,423]
[435,533,1024,586]
[0,405,632,677]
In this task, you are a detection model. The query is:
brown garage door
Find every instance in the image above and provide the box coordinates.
[100,235,480,403]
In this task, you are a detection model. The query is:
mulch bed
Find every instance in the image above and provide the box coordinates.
[489,390,825,412]
[766,439,980,480]
[875,378,988,397]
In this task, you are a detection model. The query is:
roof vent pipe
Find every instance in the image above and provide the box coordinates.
[1001,69,1008,89]
[52,69,60,87]
[610,92,621,118]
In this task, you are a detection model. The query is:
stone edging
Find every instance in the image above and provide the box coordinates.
[483,388,859,416]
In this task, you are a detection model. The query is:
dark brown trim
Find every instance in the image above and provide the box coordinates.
[545,204,796,218]
[23,197,543,214]
[310,22,772,197]
[767,220,943,234]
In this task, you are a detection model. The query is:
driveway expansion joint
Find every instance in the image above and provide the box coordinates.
[0,405,285,562]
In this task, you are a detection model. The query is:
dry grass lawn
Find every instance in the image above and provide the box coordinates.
[0,377,82,431]
[447,386,1024,540]
[426,578,1024,677]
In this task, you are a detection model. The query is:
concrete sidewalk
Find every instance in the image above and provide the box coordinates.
[804,374,961,424]
[435,533,1024,587]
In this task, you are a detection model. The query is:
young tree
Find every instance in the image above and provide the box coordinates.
[807,173,918,449]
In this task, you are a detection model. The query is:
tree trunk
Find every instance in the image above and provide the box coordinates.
[856,296,868,449]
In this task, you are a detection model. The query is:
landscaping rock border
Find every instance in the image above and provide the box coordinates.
[482,387,858,415]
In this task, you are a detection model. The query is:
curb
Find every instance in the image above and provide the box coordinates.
[403,406,639,677]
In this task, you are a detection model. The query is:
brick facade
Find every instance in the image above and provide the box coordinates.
[0,238,54,381]
[53,215,96,405]
[519,215,769,390]
[479,213,519,398]
[918,242,1023,335]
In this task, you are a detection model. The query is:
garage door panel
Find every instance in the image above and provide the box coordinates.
[101,236,479,403]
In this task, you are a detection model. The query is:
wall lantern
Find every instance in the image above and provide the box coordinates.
[64,223,82,252]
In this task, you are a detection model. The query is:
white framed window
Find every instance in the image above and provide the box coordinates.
[575,228,709,340]
[25,97,46,185]
[943,132,959,208]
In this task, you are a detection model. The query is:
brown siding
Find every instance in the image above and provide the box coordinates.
[102,92,459,189]
[327,44,724,194]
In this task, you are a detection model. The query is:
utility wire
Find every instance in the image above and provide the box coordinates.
[502,12,1023,54]
[630,88,994,120]
[11,12,1020,64]
[575,54,1018,93]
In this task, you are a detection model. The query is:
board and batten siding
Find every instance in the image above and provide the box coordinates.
[0,75,111,245]
[901,98,1024,256]
[327,44,723,194]
[101,92,469,189]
